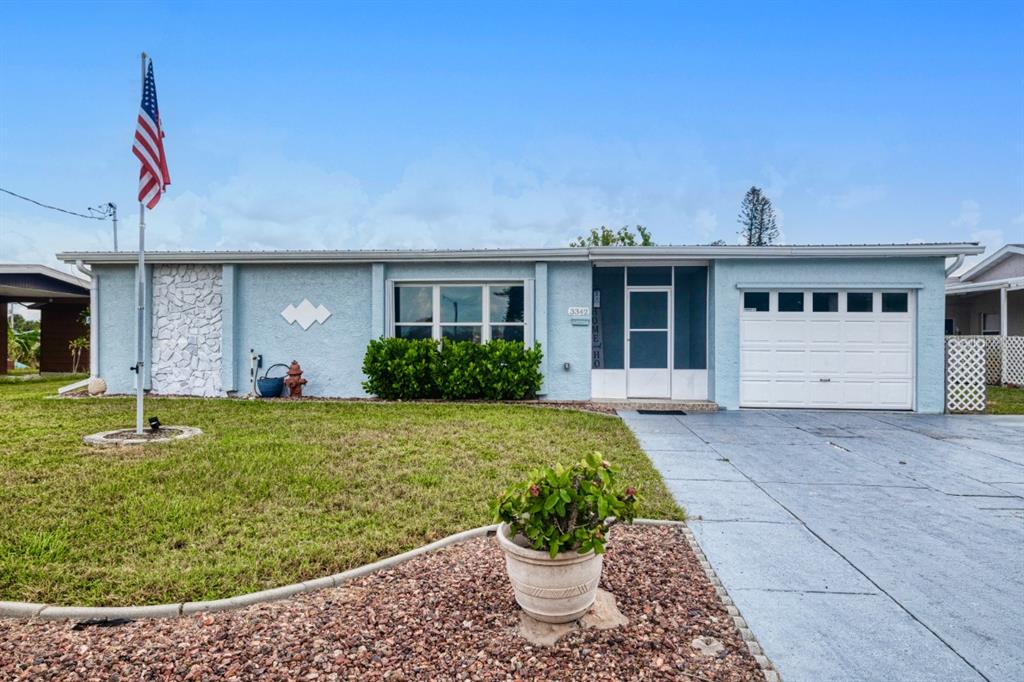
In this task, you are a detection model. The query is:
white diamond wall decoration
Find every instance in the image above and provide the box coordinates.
[281,299,332,330]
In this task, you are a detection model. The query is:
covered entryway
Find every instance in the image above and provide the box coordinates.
[739,289,914,409]
[626,287,672,398]
[1,264,91,374]
[591,265,709,401]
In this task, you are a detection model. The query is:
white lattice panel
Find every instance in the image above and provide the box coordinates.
[1004,336,1024,386]
[981,336,1003,385]
[945,337,986,413]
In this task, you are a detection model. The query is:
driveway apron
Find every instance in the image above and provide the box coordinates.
[621,409,1024,682]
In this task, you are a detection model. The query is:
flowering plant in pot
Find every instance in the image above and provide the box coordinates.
[492,451,638,623]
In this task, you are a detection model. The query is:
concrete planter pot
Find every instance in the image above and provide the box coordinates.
[496,522,603,623]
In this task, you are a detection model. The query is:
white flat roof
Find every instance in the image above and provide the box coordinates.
[59,243,984,265]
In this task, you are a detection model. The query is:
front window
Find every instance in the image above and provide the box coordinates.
[393,283,527,343]
[394,285,433,339]
[981,312,1000,335]
[489,285,525,342]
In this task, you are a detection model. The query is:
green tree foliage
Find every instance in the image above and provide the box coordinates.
[571,225,653,247]
[737,186,779,246]
[69,307,91,373]
[8,314,41,367]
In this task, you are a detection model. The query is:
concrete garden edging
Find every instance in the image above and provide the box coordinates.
[678,524,783,682]
[0,520,688,621]
[0,519,779,677]
[0,515,778,680]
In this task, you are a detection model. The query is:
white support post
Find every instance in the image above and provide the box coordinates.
[1000,286,1009,385]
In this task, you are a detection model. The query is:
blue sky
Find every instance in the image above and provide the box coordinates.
[1,0,1022,270]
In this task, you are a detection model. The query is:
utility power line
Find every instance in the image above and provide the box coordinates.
[0,186,111,221]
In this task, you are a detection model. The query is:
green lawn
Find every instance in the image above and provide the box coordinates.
[986,385,1024,414]
[0,377,681,606]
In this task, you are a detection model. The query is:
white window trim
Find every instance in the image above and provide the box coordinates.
[387,280,532,343]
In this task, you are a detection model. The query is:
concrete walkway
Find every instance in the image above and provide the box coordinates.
[622,409,1024,682]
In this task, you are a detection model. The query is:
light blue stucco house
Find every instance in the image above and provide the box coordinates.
[59,243,982,412]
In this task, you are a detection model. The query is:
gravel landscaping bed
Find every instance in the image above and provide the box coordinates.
[0,525,760,681]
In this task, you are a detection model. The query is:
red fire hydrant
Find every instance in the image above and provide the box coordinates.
[283,360,307,398]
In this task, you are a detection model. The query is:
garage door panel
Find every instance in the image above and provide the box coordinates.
[774,319,808,343]
[740,379,774,405]
[740,290,914,410]
[807,380,843,405]
[843,350,878,375]
[773,349,809,374]
[877,350,912,375]
[879,320,912,344]
[809,349,843,373]
[775,380,819,405]
[809,320,842,342]
[843,320,878,344]
[741,319,775,343]
[741,348,775,372]
[842,380,877,406]
[877,381,913,407]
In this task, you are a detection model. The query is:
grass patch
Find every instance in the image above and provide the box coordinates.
[985,385,1024,415]
[0,377,681,606]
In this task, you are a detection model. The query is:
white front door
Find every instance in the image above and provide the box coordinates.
[740,290,915,409]
[627,288,672,398]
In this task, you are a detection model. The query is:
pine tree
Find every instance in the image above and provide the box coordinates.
[737,187,779,246]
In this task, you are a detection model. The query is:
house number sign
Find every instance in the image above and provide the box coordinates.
[568,306,590,317]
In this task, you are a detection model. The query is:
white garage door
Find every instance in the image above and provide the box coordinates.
[740,290,914,409]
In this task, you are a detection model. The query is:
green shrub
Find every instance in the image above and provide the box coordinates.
[361,337,543,401]
[492,452,638,557]
[361,337,439,400]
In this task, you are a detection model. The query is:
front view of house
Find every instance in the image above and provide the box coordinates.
[59,243,982,413]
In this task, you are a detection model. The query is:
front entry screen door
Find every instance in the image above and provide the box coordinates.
[627,289,671,398]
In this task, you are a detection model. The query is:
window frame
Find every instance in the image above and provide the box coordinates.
[777,291,805,313]
[389,280,531,344]
[812,291,840,313]
[981,312,1000,336]
[743,291,770,312]
[881,291,909,314]
[845,291,874,313]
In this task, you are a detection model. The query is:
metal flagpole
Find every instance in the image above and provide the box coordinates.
[135,52,147,434]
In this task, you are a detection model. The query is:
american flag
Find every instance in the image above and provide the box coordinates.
[132,58,170,209]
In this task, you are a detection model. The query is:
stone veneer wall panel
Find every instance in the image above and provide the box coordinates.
[151,264,223,396]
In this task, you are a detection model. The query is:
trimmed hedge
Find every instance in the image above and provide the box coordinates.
[362,337,543,401]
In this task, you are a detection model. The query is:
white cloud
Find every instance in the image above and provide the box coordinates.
[946,199,1006,275]
[0,211,113,271]
[952,199,982,230]
[688,208,718,243]
[1,145,722,258]
[821,185,887,210]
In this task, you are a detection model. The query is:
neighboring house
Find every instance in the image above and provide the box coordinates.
[0,264,91,373]
[59,242,981,412]
[945,243,1024,336]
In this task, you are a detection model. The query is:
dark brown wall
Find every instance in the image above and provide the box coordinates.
[40,302,90,373]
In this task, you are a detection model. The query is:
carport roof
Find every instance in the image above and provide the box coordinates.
[0,264,90,301]
[58,242,984,265]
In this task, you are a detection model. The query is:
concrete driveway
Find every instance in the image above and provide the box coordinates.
[621,409,1024,682]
